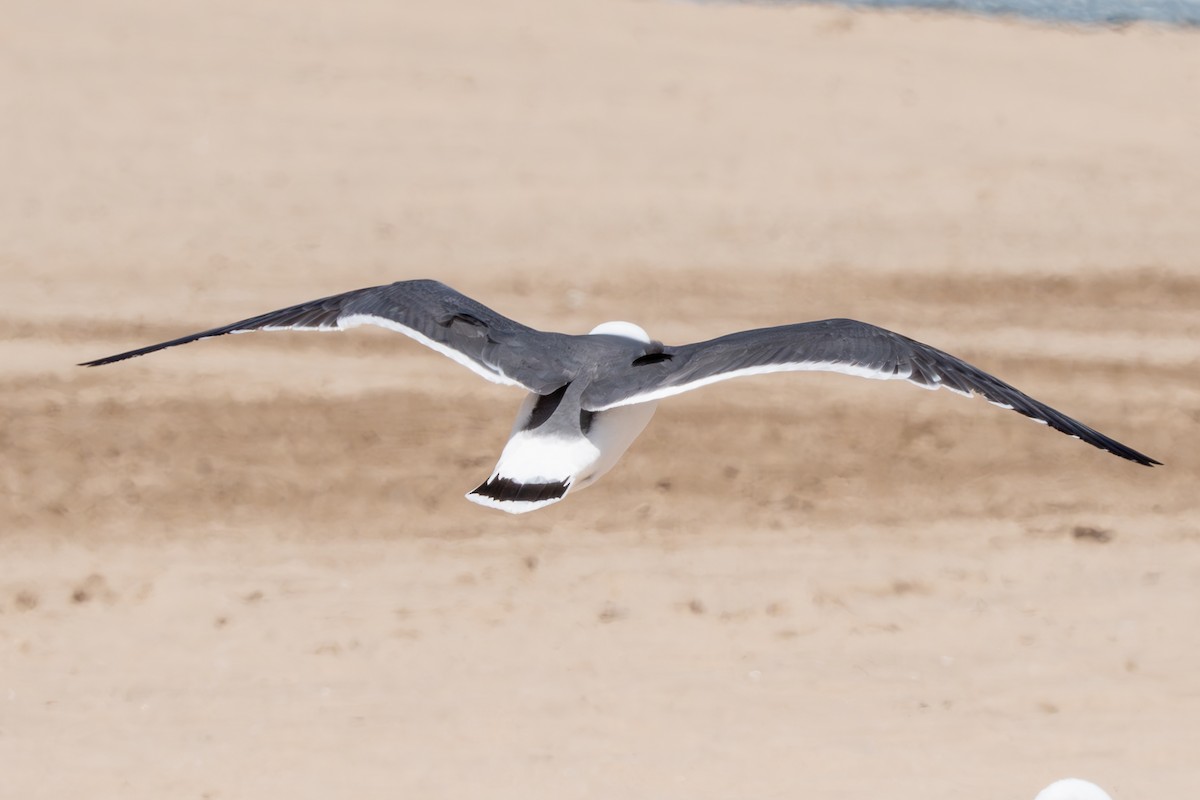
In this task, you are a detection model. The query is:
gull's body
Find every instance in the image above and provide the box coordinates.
[82,279,1158,513]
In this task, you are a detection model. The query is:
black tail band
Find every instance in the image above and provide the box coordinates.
[470,476,570,504]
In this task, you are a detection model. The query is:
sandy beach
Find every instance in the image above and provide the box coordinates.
[3,1,1199,797]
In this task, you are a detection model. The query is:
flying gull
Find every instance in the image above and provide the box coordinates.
[81,279,1159,513]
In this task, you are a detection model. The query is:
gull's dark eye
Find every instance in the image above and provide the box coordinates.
[632,352,673,367]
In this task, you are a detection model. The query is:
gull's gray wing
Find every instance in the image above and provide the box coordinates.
[581,318,1159,467]
[80,279,577,393]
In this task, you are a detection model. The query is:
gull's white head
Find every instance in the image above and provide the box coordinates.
[589,321,651,343]
[1034,779,1114,800]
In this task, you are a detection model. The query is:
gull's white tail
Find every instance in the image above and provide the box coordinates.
[467,388,659,515]
[467,430,599,514]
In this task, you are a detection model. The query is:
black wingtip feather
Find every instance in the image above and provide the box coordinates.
[904,343,1160,468]
[78,330,232,367]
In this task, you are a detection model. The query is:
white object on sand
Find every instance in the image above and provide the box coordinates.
[1035,778,1114,800]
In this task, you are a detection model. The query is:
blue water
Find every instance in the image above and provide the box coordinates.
[737,0,1200,26]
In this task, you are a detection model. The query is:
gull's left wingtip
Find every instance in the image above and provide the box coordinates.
[78,353,124,367]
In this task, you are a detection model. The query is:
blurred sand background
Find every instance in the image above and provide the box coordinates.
[3,1,1199,798]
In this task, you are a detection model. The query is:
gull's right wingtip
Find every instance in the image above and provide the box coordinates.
[1107,436,1161,467]
[1106,444,1160,467]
